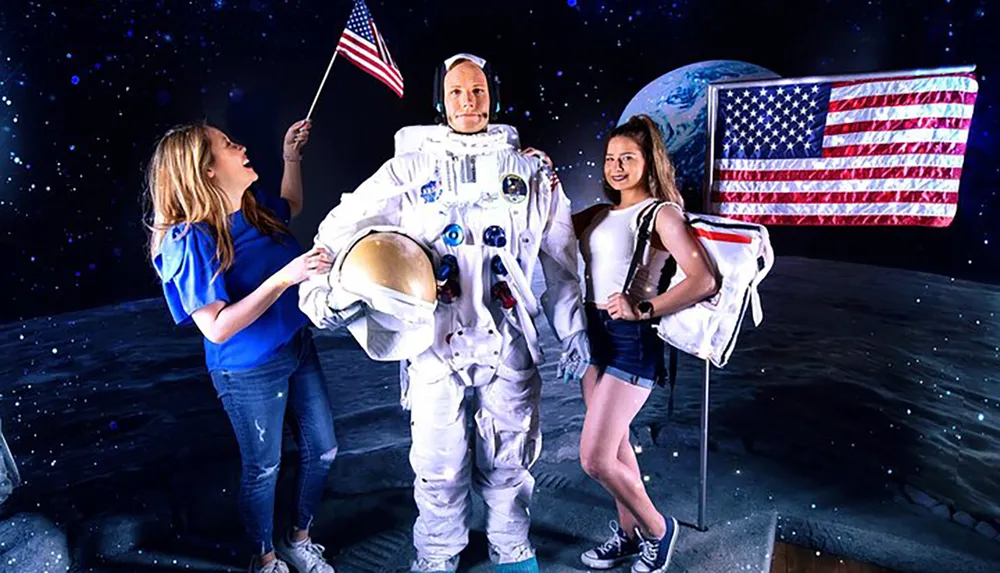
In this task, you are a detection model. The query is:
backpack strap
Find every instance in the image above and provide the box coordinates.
[624,200,684,400]
[622,200,664,293]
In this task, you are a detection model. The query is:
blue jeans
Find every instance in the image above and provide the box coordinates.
[585,304,666,390]
[209,327,338,555]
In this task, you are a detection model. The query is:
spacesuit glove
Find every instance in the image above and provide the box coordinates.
[556,330,590,384]
[318,300,367,331]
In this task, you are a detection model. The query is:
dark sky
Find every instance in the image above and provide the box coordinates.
[0,0,996,323]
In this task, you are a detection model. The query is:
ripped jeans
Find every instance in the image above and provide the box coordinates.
[210,327,339,556]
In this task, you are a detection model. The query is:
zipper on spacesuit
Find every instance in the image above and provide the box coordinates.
[462,154,476,183]
[445,151,477,184]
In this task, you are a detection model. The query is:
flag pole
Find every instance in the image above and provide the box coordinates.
[306,47,340,121]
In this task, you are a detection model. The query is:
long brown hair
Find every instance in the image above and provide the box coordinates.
[144,122,289,279]
[603,114,684,208]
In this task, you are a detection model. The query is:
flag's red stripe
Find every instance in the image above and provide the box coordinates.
[337,49,404,96]
[337,45,404,91]
[692,228,752,244]
[713,190,958,205]
[338,32,404,85]
[337,40,404,90]
[828,90,977,112]
[823,116,972,135]
[832,72,976,87]
[715,213,955,227]
[370,22,384,60]
[340,31,381,58]
[371,21,396,69]
[338,36,403,84]
[717,166,963,181]
[822,142,968,157]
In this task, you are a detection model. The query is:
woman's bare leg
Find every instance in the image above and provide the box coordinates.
[580,372,666,539]
[580,366,645,535]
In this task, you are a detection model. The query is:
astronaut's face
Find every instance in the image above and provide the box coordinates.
[444,61,490,134]
[604,135,647,194]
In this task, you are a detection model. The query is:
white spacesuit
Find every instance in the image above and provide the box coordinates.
[299,55,588,573]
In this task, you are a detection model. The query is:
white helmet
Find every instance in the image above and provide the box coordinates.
[331,228,438,361]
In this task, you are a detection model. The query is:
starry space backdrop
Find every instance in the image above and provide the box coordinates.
[1,1,1000,566]
[0,0,996,322]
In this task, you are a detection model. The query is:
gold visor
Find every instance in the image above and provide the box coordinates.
[340,232,437,305]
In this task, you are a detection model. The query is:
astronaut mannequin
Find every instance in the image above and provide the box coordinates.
[299,53,590,573]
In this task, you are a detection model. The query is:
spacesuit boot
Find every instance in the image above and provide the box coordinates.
[410,555,460,573]
[493,556,539,573]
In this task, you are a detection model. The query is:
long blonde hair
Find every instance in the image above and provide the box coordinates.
[144,122,289,279]
[603,114,684,207]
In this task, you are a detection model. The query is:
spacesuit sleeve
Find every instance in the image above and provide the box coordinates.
[298,159,410,329]
[536,168,587,342]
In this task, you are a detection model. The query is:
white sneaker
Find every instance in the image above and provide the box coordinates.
[249,557,290,573]
[275,533,335,573]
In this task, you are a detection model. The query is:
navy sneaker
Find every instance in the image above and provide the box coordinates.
[631,517,679,573]
[580,520,641,569]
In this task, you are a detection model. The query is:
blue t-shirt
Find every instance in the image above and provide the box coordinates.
[154,189,308,371]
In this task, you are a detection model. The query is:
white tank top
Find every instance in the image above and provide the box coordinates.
[579,198,673,305]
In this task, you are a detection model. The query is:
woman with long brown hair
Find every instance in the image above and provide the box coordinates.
[146,119,338,573]
[573,114,719,573]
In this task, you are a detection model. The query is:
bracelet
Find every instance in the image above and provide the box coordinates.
[283,154,302,162]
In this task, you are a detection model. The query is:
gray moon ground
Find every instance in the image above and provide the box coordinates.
[2,255,1000,572]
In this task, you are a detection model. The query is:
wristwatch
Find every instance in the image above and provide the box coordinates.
[636,300,654,321]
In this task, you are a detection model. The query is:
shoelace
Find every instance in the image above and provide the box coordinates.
[297,541,328,568]
[639,537,661,565]
[596,521,626,555]
[259,560,289,573]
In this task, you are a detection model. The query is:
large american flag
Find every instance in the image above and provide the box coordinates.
[335,0,404,97]
[708,66,979,226]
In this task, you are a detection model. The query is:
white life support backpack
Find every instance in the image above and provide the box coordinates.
[625,201,774,369]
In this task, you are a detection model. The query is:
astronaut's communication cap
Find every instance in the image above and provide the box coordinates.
[444,52,487,70]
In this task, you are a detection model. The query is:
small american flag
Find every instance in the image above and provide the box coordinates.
[335,0,404,97]
[708,66,979,226]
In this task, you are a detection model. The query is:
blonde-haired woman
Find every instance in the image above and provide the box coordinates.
[573,115,719,573]
[146,119,338,573]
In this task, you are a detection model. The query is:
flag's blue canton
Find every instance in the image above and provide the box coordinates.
[346,1,376,42]
[714,82,832,160]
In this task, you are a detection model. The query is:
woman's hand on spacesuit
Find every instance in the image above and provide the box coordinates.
[278,246,334,286]
[521,147,554,169]
[606,292,639,321]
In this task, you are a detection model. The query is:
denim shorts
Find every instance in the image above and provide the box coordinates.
[585,304,666,390]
